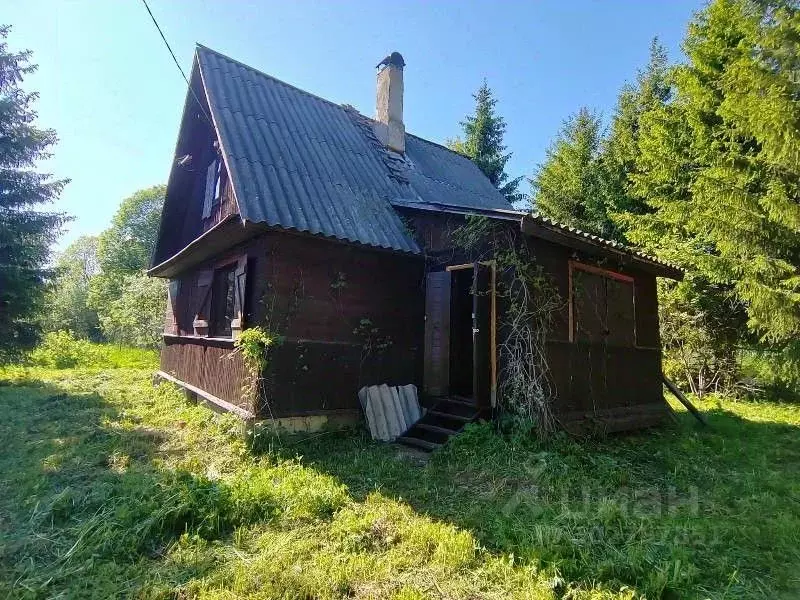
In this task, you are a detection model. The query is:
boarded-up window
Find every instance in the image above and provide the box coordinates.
[571,262,636,346]
[202,159,220,219]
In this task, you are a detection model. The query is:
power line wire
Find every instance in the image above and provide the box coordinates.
[139,0,212,126]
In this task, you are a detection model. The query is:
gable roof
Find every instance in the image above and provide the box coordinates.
[195,45,513,255]
[153,45,681,279]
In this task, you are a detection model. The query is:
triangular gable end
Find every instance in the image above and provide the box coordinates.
[151,49,243,269]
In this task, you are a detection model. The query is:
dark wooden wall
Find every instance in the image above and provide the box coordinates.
[399,209,666,428]
[160,336,251,412]
[162,229,425,418]
[160,207,665,429]
[154,83,238,267]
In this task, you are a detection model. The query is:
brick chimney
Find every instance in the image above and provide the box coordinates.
[374,51,405,153]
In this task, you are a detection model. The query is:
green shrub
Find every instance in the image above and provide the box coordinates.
[28,331,158,369]
[29,331,102,368]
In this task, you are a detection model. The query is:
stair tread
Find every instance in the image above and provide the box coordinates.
[446,396,478,407]
[397,436,441,451]
[427,409,476,422]
[414,423,461,435]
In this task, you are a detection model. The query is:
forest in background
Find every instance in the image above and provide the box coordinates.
[3,0,800,399]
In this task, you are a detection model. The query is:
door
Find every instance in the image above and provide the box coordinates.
[472,262,492,408]
[423,271,451,397]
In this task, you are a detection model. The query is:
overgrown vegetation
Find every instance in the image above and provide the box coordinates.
[453,216,563,436]
[230,325,283,412]
[28,330,157,369]
[1,353,799,598]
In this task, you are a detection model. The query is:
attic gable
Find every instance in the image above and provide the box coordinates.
[152,57,241,267]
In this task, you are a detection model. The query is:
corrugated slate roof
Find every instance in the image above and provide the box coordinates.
[197,46,419,253]
[402,134,512,211]
[196,45,514,254]
[525,213,682,273]
[192,46,679,276]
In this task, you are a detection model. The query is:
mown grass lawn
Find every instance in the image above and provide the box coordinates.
[1,358,799,599]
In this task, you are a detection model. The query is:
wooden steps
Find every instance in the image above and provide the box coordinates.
[397,397,483,452]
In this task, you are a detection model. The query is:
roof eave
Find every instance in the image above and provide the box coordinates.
[520,215,684,280]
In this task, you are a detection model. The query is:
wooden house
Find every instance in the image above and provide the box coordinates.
[149,47,682,445]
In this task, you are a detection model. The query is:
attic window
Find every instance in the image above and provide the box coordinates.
[202,159,221,220]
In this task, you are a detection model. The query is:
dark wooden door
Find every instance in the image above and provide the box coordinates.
[424,271,451,397]
[472,263,492,408]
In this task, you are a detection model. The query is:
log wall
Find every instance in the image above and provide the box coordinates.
[162,229,425,418]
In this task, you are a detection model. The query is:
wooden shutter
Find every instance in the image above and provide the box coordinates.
[163,279,180,335]
[573,269,607,343]
[231,256,248,339]
[423,271,451,397]
[193,269,213,336]
[571,262,636,346]
[202,160,217,219]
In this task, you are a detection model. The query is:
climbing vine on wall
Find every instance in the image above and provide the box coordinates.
[230,325,284,415]
[452,215,563,437]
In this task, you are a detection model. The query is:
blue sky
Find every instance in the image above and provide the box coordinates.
[6,0,704,251]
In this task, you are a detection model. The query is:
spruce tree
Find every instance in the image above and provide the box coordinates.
[530,108,612,236]
[449,81,523,203]
[623,0,800,345]
[0,26,67,358]
[604,38,672,221]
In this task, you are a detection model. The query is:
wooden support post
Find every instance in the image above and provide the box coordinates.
[663,375,709,427]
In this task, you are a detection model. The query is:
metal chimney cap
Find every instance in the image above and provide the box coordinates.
[376,51,405,69]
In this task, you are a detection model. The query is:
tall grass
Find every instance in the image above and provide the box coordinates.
[1,358,799,598]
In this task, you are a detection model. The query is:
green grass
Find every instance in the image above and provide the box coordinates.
[0,355,799,598]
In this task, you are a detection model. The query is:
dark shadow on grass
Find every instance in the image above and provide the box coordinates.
[0,374,234,597]
[264,408,800,598]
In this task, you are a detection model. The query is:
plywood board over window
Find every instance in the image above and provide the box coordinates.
[569,261,636,347]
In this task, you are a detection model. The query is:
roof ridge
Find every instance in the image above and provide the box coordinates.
[195,45,483,165]
[195,44,348,113]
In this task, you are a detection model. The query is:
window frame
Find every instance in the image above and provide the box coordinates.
[568,260,637,346]
[190,254,247,340]
[209,262,238,338]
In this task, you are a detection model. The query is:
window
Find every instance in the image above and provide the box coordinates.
[163,280,181,335]
[192,256,248,339]
[570,261,636,346]
[210,264,237,337]
[202,159,221,220]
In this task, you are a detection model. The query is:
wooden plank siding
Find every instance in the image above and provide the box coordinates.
[399,209,667,429]
[162,229,424,418]
[160,206,666,430]
[160,336,251,413]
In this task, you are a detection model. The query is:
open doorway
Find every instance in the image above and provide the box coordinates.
[423,263,495,409]
[449,268,474,399]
